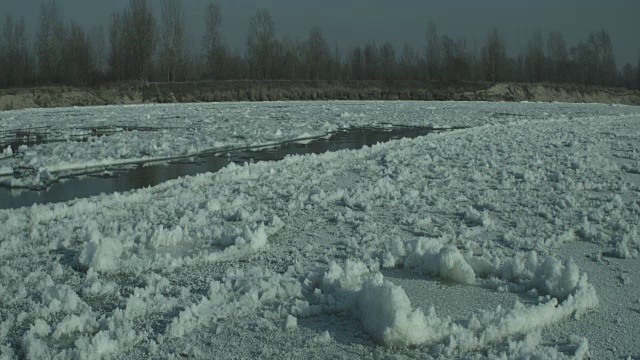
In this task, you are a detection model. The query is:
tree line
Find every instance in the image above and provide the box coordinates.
[1,0,639,90]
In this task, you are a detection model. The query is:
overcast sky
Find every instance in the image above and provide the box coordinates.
[2,0,639,66]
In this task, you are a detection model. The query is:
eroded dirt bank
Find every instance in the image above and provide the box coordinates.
[1,81,639,111]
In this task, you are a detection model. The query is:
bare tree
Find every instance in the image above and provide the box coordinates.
[569,30,617,86]
[621,63,635,89]
[592,30,616,86]
[456,38,471,81]
[202,3,223,79]
[637,51,640,89]
[512,54,526,82]
[36,0,65,83]
[525,31,545,82]
[63,23,92,86]
[570,40,591,84]
[88,26,107,80]
[109,12,126,80]
[0,18,4,87]
[1,6,635,90]
[482,27,507,82]
[247,9,275,79]
[180,35,197,80]
[108,0,156,81]
[305,26,330,80]
[350,46,364,80]
[426,21,442,81]
[469,39,481,81]
[333,41,341,80]
[1,16,32,87]
[584,32,602,85]
[547,31,568,83]
[379,42,396,82]
[363,43,379,80]
[399,44,418,81]
[441,36,455,82]
[273,37,299,80]
[129,0,156,81]
[225,50,249,80]
[159,0,186,82]
[442,36,470,82]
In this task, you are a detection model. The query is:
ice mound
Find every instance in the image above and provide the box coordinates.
[357,274,431,346]
[611,229,640,259]
[285,315,297,330]
[310,255,597,352]
[148,225,184,248]
[77,227,124,272]
[1,145,12,156]
[404,238,476,285]
[38,167,54,182]
[314,260,451,347]
[166,266,302,339]
[462,206,492,226]
[73,331,121,360]
[0,165,12,175]
[466,251,596,303]
[321,259,371,296]
[338,112,365,118]
[240,224,268,250]
[51,313,99,340]
[42,285,88,314]
[310,331,333,346]
[534,257,581,300]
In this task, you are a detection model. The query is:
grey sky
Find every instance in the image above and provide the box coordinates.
[2,0,639,66]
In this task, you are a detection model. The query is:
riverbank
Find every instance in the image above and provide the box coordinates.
[1,81,639,111]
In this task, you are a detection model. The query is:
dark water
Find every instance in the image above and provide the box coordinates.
[0,127,451,209]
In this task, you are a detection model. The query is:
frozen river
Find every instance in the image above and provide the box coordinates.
[1,101,639,359]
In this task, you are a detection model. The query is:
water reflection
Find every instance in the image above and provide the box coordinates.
[0,127,444,209]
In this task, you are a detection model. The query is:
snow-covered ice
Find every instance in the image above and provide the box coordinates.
[1,101,639,187]
[1,101,640,359]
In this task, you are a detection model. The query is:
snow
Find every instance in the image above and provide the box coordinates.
[1,101,640,358]
[41,284,88,314]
